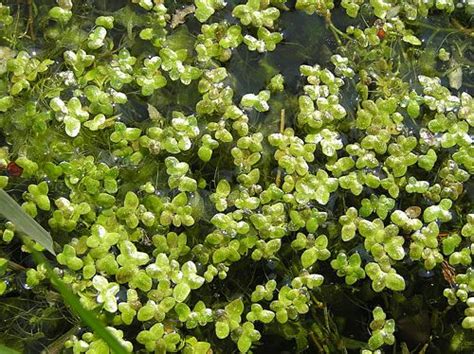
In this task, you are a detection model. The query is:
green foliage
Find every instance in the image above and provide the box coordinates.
[195,0,226,23]
[368,307,395,350]
[0,1,473,353]
[241,90,271,112]
[331,252,366,285]
[243,27,283,53]
[233,0,280,28]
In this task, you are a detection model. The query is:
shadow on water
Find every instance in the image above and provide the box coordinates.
[267,10,336,92]
[226,10,336,97]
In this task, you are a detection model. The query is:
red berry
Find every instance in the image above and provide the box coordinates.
[7,161,23,177]
[377,28,386,40]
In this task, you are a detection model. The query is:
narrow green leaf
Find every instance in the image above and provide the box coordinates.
[29,249,128,354]
[0,192,127,353]
[0,344,21,354]
[0,189,55,255]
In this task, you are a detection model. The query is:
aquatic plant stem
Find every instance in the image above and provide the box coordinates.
[309,331,324,353]
[279,109,285,134]
[451,18,474,36]
[407,19,473,36]
[43,325,80,354]
[325,16,351,46]
[275,109,285,187]
[27,0,35,41]
[7,260,25,272]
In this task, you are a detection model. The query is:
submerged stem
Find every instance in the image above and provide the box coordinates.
[42,325,80,354]
[275,109,285,187]
[7,260,26,272]
[27,0,35,41]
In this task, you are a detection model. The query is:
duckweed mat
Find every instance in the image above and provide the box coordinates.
[0,0,473,353]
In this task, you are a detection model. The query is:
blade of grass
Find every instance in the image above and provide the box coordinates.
[0,344,21,354]
[0,189,55,255]
[28,243,128,354]
[0,190,127,353]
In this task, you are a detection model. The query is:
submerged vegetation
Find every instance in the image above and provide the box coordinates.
[0,0,473,353]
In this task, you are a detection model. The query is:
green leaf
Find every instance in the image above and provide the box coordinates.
[0,96,13,112]
[124,191,139,209]
[48,6,72,23]
[64,115,81,137]
[315,187,330,205]
[175,303,191,321]
[193,341,211,354]
[368,332,384,350]
[342,224,356,241]
[0,189,55,255]
[216,320,230,339]
[96,16,114,29]
[0,344,21,354]
[238,334,252,352]
[216,179,231,195]
[226,298,244,316]
[402,34,422,46]
[407,100,420,118]
[385,272,406,292]
[301,248,317,268]
[173,282,191,302]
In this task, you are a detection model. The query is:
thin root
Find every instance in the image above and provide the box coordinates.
[275,109,285,187]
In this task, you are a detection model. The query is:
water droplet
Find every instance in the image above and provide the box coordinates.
[418,269,435,278]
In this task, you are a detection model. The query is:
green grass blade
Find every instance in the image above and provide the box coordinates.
[29,249,128,354]
[0,344,21,354]
[0,191,127,353]
[0,189,55,255]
